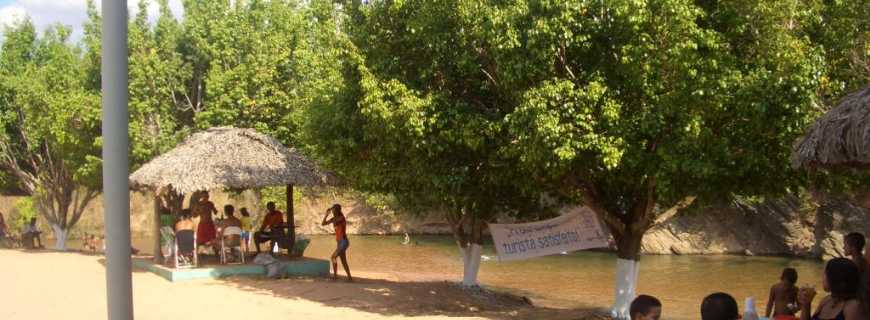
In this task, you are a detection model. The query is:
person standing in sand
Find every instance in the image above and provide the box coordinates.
[322,204,352,281]
[239,208,252,254]
[193,192,218,254]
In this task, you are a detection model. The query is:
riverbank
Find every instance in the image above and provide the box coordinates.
[3,191,868,260]
[0,249,605,320]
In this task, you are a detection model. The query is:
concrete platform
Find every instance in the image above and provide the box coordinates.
[133,256,330,282]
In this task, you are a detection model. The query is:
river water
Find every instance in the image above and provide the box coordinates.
[53,234,825,320]
[307,235,825,320]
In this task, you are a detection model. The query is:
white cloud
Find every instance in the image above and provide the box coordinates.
[0,5,27,29]
[0,0,184,43]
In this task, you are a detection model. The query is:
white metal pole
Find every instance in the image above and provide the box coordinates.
[102,0,133,319]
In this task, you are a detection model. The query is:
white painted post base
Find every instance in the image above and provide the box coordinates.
[460,244,483,287]
[611,258,640,320]
[52,224,68,251]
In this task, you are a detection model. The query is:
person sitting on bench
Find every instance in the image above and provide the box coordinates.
[23,218,44,249]
[254,202,284,254]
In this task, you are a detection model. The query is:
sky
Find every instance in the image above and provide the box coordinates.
[0,0,184,43]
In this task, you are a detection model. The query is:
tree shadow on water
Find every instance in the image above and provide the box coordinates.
[218,275,608,320]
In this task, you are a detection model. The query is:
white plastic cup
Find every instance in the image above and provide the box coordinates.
[744,297,759,320]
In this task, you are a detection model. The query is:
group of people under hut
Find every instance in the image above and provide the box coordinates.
[159,192,352,280]
[629,232,870,320]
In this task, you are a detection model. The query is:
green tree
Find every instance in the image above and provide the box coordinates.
[306,0,548,286]
[498,1,837,317]
[81,0,190,168]
[184,0,338,147]
[0,21,101,250]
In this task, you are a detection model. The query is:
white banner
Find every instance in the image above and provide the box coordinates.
[489,206,609,261]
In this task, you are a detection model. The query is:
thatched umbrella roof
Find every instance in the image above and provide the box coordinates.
[130,127,338,193]
[792,86,870,169]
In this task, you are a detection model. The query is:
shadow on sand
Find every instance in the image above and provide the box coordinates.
[218,274,608,320]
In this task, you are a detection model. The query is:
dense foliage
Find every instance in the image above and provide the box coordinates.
[0,0,336,246]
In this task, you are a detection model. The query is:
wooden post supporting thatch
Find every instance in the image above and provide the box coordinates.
[153,195,162,264]
[286,184,295,255]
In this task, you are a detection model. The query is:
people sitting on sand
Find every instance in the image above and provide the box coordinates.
[766,267,800,319]
[322,204,352,281]
[193,192,218,255]
[630,294,662,320]
[701,292,739,320]
[239,208,252,254]
[798,258,864,320]
[23,217,44,249]
[254,202,285,254]
[843,232,866,273]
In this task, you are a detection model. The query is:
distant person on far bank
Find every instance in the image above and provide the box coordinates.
[322,204,352,281]
[843,232,866,273]
[254,202,284,254]
[630,295,662,320]
[798,258,864,320]
[702,292,739,320]
[766,267,800,319]
[23,217,43,249]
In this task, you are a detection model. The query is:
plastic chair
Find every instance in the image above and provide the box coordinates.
[220,226,245,264]
[174,230,198,269]
[159,226,175,263]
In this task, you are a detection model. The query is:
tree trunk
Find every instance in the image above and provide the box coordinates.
[460,243,483,287]
[286,184,295,254]
[446,208,484,287]
[611,230,644,319]
[460,216,484,287]
[51,224,68,250]
[153,195,163,263]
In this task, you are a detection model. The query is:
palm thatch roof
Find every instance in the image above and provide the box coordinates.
[792,86,870,169]
[130,127,339,194]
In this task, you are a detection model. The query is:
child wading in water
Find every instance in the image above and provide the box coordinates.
[766,267,800,320]
[322,204,352,281]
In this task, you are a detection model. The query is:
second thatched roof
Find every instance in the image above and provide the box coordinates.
[130,127,338,194]
[792,86,870,169]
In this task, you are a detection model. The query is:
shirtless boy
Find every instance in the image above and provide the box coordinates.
[766,267,799,319]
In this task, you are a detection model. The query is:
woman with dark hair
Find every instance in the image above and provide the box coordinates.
[843,232,866,273]
[799,258,864,320]
[322,204,352,281]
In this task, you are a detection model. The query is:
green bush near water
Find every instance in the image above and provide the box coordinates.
[12,197,37,232]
